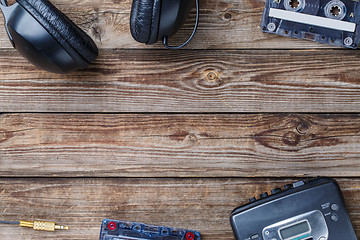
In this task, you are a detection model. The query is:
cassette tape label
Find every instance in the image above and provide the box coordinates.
[261,0,360,48]
[268,8,356,32]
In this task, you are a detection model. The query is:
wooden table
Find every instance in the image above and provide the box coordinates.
[0,0,360,239]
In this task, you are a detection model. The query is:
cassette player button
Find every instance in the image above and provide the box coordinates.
[249,197,256,203]
[331,203,339,211]
[293,180,305,188]
[271,188,281,194]
[260,192,268,199]
[250,233,260,239]
[284,184,292,190]
[331,213,339,221]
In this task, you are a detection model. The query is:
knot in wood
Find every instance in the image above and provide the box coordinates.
[0,130,11,143]
[224,12,232,19]
[91,24,105,42]
[207,72,218,81]
[296,122,309,135]
[198,71,223,88]
[188,134,197,142]
[282,131,300,146]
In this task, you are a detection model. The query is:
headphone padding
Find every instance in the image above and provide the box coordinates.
[16,0,98,65]
[130,0,162,44]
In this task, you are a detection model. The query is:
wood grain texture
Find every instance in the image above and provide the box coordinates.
[0,3,358,240]
[1,49,360,112]
[1,113,359,177]
[0,178,359,240]
[0,0,333,50]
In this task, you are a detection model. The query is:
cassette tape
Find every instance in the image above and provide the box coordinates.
[261,0,360,48]
[99,219,201,240]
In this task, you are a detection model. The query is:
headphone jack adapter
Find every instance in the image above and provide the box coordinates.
[0,219,69,231]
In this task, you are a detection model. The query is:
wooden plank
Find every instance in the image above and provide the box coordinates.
[1,49,360,112]
[0,178,359,240]
[0,0,333,50]
[1,113,360,177]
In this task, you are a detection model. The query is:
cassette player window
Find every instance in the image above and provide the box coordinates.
[279,221,310,239]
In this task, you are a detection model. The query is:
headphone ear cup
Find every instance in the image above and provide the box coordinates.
[16,0,98,65]
[130,0,161,44]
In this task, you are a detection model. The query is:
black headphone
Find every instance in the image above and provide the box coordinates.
[130,0,199,49]
[0,0,98,73]
[0,0,199,73]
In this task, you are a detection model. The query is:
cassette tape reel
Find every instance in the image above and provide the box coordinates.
[261,0,360,48]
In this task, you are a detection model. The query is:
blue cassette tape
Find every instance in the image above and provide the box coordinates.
[261,0,360,48]
[99,219,201,240]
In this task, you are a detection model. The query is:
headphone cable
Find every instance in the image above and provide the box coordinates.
[163,0,199,49]
[0,220,20,225]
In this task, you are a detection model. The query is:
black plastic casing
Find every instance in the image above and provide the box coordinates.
[158,0,193,40]
[0,3,89,73]
[230,177,357,240]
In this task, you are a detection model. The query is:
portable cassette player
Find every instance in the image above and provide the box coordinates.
[230,177,357,240]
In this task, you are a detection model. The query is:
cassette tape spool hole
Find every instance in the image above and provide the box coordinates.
[285,0,305,11]
[290,0,300,9]
[267,23,277,32]
[344,37,353,46]
[108,221,116,231]
[324,0,346,20]
[330,5,341,16]
[186,232,195,240]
